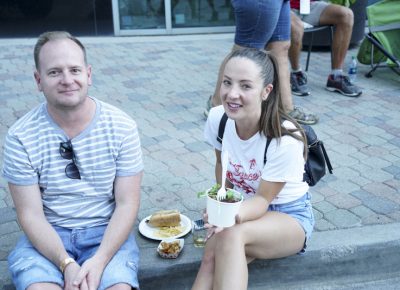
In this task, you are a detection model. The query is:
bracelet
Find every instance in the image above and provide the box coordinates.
[60,257,76,274]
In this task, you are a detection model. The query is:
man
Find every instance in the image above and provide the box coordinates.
[289,0,362,97]
[205,0,318,125]
[3,31,143,290]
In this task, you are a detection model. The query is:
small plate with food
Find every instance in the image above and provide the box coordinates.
[138,210,191,240]
[157,238,184,259]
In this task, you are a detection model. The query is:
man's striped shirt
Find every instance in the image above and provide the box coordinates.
[2,97,143,229]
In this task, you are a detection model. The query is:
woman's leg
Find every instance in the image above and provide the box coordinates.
[191,236,218,290]
[213,211,305,290]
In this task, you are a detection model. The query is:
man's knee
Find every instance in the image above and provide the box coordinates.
[106,283,132,290]
[27,283,61,290]
[327,5,354,27]
[338,6,354,27]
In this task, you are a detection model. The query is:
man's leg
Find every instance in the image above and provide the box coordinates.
[319,4,353,71]
[320,4,362,97]
[289,12,304,71]
[289,12,310,96]
[8,235,64,290]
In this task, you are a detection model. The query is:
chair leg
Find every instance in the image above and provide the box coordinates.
[329,25,333,70]
[305,32,314,72]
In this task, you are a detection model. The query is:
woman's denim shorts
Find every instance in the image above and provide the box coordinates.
[8,225,140,290]
[268,192,315,253]
[232,0,291,49]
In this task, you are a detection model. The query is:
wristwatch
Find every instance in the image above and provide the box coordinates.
[60,257,76,274]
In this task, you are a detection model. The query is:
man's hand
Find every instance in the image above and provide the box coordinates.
[73,256,106,290]
[64,262,88,290]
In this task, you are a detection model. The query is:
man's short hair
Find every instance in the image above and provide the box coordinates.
[34,31,87,70]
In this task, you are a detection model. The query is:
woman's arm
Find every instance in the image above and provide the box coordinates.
[237,180,285,224]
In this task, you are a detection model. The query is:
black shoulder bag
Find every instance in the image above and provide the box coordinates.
[217,113,333,186]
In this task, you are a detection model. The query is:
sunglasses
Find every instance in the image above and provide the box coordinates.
[59,141,81,179]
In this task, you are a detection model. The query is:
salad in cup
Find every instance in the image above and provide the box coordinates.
[198,184,243,228]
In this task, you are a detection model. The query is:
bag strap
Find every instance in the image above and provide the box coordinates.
[319,141,333,174]
[264,137,271,165]
[218,112,271,165]
[217,113,228,144]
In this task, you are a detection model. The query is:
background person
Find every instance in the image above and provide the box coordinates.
[206,0,318,125]
[289,0,362,97]
[2,31,143,290]
[192,48,314,290]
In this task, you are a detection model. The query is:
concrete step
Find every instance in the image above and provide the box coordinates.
[2,223,400,290]
[249,273,400,290]
[138,223,400,290]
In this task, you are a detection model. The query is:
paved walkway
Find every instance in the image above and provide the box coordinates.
[0,34,399,288]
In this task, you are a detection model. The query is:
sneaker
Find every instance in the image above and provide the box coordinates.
[326,74,362,97]
[204,95,212,118]
[288,106,319,125]
[290,71,310,96]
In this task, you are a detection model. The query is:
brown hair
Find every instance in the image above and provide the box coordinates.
[34,31,87,70]
[225,48,307,158]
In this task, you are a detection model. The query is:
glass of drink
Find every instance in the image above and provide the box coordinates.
[192,219,207,248]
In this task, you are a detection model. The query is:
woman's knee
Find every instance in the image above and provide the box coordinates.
[215,226,245,251]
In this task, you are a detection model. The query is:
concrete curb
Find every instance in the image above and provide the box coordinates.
[138,223,400,289]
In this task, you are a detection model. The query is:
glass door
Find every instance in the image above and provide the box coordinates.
[113,0,234,36]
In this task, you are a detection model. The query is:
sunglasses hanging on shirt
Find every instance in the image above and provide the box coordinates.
[59,141,81,179]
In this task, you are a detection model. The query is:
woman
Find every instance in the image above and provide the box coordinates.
[192,48,315,290]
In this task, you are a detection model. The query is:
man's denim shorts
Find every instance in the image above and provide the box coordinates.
[233,0,291,49]
[8,225,140,290]
[268,192,315,253]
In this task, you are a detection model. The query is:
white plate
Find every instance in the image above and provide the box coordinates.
[138,214,191,241]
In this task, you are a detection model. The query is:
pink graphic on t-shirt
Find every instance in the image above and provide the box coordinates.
[227,159,261,195]
[249,159,256,169]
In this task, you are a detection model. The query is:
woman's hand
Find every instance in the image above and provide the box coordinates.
[203,212,243,241]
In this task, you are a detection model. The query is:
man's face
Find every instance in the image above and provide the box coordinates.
[34,38,92,110]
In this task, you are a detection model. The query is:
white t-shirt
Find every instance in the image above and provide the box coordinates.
[204,106,308,204]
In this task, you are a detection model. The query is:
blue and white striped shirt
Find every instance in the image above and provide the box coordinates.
[2,97,143,229]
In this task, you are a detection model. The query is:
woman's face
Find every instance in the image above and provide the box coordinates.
[220,56,270,123]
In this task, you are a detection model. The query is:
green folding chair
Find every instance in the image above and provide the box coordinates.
[357,0,400,77]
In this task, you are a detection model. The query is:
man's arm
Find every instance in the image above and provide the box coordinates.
[9,183,76,272]
[74,171,143,289]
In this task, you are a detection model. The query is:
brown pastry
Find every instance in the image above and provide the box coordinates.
[149,210,181,227]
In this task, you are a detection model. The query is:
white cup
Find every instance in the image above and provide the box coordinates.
[206,189,243,228]
[300,0,310,15]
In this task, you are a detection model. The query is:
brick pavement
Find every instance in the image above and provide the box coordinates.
[0,34,399,288]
